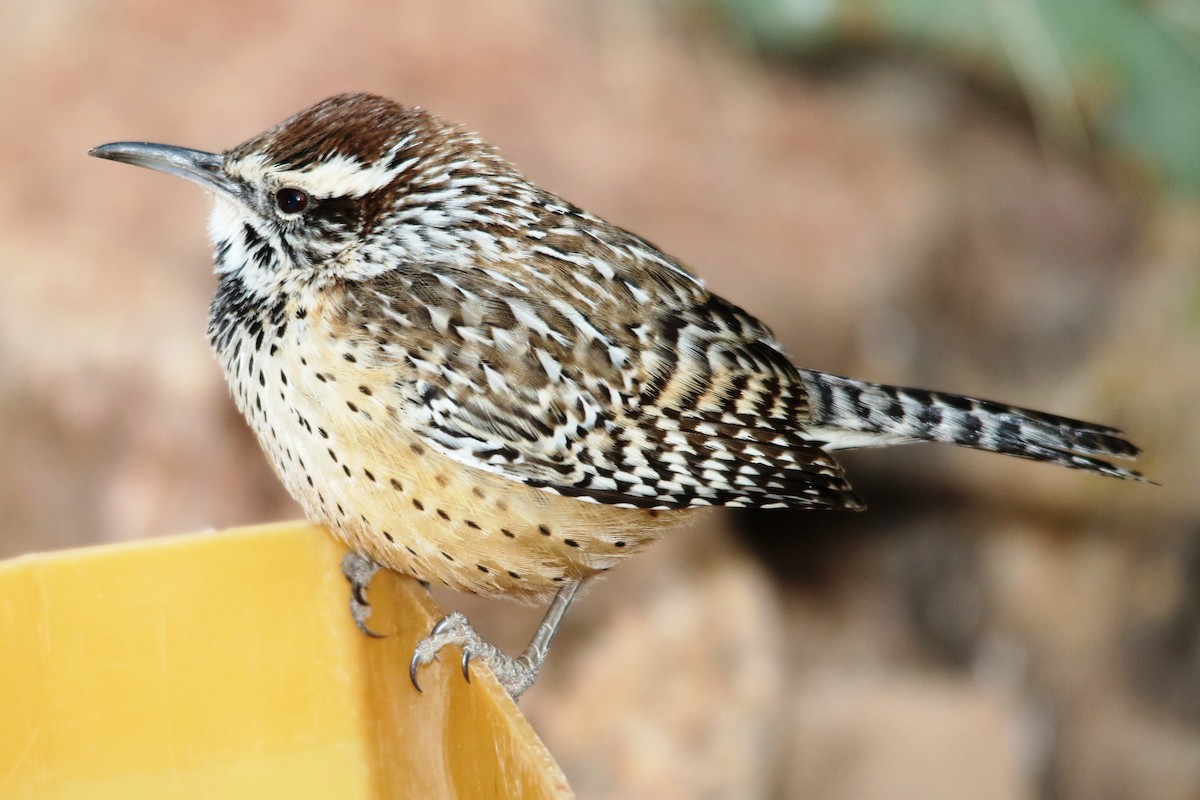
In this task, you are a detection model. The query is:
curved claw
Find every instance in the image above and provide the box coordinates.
[409,615,472,692]
[349,581,367,606]
[342,551,385,638]
[359,620,385,639]
[351,599,385,639]
[409,651,424,693]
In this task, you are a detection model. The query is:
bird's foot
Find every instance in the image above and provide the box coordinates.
[340,551,384,638]
[409,579,583,700]
[410,612,541,699]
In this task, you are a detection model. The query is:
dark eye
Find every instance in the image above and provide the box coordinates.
[275,187,309,214]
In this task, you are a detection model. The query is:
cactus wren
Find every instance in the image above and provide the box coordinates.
[91,92,1143,697]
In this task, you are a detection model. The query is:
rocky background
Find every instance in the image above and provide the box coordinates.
[1,2,1197,798]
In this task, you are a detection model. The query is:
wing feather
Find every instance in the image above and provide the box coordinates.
[338,265,862,512]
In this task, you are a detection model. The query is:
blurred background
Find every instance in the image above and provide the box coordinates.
[1,1,1197,797]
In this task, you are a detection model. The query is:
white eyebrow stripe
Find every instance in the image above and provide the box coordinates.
[290,154,406,198]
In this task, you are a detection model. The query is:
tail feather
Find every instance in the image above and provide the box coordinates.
[798,370,1144,481]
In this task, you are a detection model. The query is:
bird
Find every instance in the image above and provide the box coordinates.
[90,92,1143,698]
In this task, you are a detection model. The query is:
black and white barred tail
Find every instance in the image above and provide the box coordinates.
[798,370,1144,481]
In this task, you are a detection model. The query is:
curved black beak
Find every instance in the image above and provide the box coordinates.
[89,142,240,200]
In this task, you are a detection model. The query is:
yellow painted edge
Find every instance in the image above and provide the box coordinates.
[0,522,572,799]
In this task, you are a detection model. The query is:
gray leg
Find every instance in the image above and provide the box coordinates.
[340,551,384,638]
[410,578,584,699]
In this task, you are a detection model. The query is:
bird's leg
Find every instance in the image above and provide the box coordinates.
[340,551,384,638]
[410,578,584,699]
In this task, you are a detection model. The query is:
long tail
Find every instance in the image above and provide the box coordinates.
[798,370,1144,481]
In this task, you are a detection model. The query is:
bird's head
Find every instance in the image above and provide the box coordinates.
[91,93,532,298]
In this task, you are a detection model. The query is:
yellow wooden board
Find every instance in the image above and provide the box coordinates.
[0,522,572,799]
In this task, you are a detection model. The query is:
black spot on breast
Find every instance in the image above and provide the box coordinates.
[390,478,403,491]
[538,525,552,536]
[383,531,394,542]
[413,498,425,511]
[501,529,515,538]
